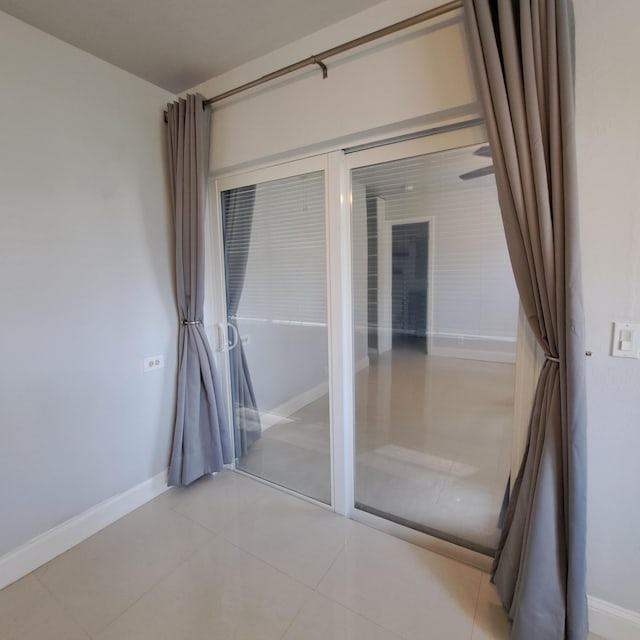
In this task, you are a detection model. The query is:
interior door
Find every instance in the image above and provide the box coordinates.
[209,156,333,505]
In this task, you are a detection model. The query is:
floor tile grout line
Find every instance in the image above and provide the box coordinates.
[219,531,328,592]
[33,571,97,639]
[313,535,349,591]
[35,523,217,640]
[95,533,216,636]
[312,533,414,640]
[165,474,271,536]
[468,571,486,640]
[167,491,265,536]
[277,590,312,640]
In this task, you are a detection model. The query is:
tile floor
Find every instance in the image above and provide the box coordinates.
[1,471,604,640]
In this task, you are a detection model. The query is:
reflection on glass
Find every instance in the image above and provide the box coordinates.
[221,171,331,503]
[351,144,518,554]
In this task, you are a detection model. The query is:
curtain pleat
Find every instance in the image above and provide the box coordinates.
[165,94,233,486]
[463,1,587,638]
[222,186,261,456]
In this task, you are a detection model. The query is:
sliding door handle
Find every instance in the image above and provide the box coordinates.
[227,322,239,350]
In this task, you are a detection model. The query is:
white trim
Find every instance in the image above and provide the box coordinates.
[260,380,329,431]
[588,595,640,640]
[329,150,355,517]
[428,333,516,364]
[428,347,516,364]
[215,154,328,192]
[0,470,169,591]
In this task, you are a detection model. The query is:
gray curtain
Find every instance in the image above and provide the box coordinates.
[463,1,587,639]
[222,187,261,456]
[165,94,233,486]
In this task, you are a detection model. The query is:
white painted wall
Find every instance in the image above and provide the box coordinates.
[190,0,640,618]
[193,0,476,175]
[0,12,175,558]
[575,0,640,615]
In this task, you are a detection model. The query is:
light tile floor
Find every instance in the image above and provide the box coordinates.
[1,471,604,639]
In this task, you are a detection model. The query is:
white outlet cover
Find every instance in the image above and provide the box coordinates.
[143,355,165,372]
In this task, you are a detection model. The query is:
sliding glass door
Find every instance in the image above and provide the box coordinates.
[209,126,532,560]
[347,130,520,554]
[214,158,332,504]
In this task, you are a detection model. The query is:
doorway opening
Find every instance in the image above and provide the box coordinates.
[391,221,429,353]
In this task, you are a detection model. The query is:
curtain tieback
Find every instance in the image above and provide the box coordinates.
[181,320,201,326]
[544,353,560,364]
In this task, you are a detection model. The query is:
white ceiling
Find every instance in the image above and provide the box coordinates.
[354,143,495,200]
[0,0,387,93]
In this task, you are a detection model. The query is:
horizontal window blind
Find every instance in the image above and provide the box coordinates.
[222,171,327,325]
[351,144,519,342]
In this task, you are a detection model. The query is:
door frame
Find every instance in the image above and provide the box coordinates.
[206,123,537,569]
[380,216,435,355]
[208,153,339,511]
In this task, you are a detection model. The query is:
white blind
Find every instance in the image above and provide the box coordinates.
[351,145,519,342]
[222,171,327,325]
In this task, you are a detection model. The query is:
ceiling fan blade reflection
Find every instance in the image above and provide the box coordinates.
[474,145,492,158]
[459,165,495,181]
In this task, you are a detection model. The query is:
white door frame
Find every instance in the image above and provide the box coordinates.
[208,154,338,511]
[205,122,537,567]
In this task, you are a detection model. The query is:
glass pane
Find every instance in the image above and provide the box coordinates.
[351,144,518,554]
[221,171,331,504]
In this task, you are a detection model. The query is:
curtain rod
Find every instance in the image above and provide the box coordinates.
[164,1,463,121]
[204,0,463,106]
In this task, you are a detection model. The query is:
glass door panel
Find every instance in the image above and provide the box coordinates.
[219,168,331,504]
[350,140,519,554]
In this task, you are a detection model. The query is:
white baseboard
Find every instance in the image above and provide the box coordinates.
[429,333,516,364]
[429,346,516,364]
[0,469,169,591]
[589,595,640,640]
[260,358,370,431]
[260,381,330,431]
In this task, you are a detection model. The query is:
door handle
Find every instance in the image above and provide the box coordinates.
[227,322,239,350]
[213,323,227,352]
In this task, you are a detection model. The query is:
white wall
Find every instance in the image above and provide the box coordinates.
[191,0,640,617]
[194,0,476,175]
[0,12,175,558]
[575,0,640,615]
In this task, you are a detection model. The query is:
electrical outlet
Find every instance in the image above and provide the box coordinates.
[143,355,164,372]
[241,335,250,345]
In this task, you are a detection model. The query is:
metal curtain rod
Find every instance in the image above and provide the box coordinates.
[203,0,463,106]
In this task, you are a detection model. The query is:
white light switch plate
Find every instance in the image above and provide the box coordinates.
[611,322,640,359]
[143,355,164,372]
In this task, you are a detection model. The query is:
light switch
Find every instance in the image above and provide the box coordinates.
[611,322,640,359]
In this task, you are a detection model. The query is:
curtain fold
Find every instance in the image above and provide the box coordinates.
[165,94,233,487]
[463,1,587,638]
[222,186,261,456]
